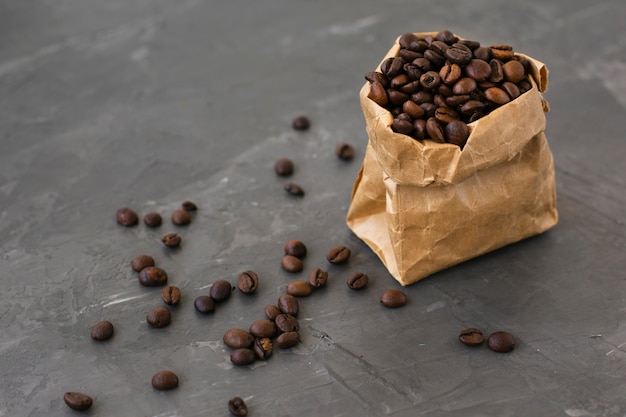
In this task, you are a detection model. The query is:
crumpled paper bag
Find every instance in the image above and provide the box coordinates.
[346,33,558,286]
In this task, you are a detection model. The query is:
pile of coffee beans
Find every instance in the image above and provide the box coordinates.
[365,30,534,148]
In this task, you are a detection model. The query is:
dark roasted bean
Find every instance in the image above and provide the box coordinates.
[488,331,516,352]
[161,286,181,305]
[143,212,162,227]
[228,396,249,416]
[146,306,171,328]
[277,294,299,316]
[223,329,255,349]
[380,289,408,308]
[274,158,294,176]
[151,370,179,390]
[161,232,181,248]
[347,272,369,290]
[138,266,168,287]
[210,280,233,302]
[171,209,191,226]
[276,332,300,349]
[116,207,138,227]
[292,115,310,131]
[459,328,484,346]
[63,392,93,411]
[237,270,259,294]
[90,320,114,341]
[326,245,351,264]
[194,295,215,314]
[131,254,155,272]
[309,268,329,288]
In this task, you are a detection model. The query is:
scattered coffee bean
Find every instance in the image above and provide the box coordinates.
[487,331,516,352]
[459,328,484,346]
[90,320,114,341]
[151,370,179,390]
[284,240,307,258]
[264,304,281,321]
[276,331,300,349]
[335,143,355,160]
[63,392,93,411]
[116,207,138,227]
[146,306,171,328]
[194,295,215,314]
[237,271,259,294]
[131,254,155,272]
[380,289,407,308]
[286,280,313,297]
[223,329,255,349]
[281,255,303,273]
[210,280,233,302]
[292,115,310,131]
[171,209,191,226]
[277,294,299,316]
[274,158,294,176]
[249,319,277,339]
[228,396,248,416]
[284,183,305,197]
[326,245,351,265]
[181,200,197,211]
[275,314,300,333]
[309,268,329,288]
[254,337,273,361]
[161,232,182,248]
[347,272,369,290]
[143,212,162,227]
[161,286,181,305]
[230,348,256,365]
[138,266,168,287]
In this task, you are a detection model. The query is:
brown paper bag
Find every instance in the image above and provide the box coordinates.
[346,34,558,286]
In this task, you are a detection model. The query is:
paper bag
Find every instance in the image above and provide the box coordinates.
[346,34,558,286]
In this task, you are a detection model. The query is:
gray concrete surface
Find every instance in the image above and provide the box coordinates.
[1,1,625,416]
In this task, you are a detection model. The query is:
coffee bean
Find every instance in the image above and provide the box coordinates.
[347,272,369,290]
[399,32,419,50]
[489,59,504,83]
[228,397,248,416]
[292,115,310,130]
[274,158,294,176]
[367,81,388,107]
[429,40,448,55]
[419,71,441,90]
[390,73,409,89]
[502,60,526,83]
[326,245,351,265]
[459,39,480,50]
[336,143,355,160]
[413,119,427,139]
[146,306,171,328]
[276,332,300,349]
[440,63,462,85]
[223,329,255,349]
[445,120,470,148]
[143,212,162,227]
[194,295,215,314]
[181,200,198,211]
[459,328,484,346]
[402,100,425,120]
[236,270,259,295]
[424,49,445,67]
[426,117,445,143]
[435,107,459,124]
[490,44,514,61]
[209,280,233,302]
[309,268,329,288]
[281,255,303,273]
[90,320,114,341]
[63,392,93,411]
[277,294,299,316]
[380,289,407,308]
[435,29,457,45]
[138,266,168,287]
[171,209,191,226]
[464,59,491,82]
[487,331,516,352]
[284,240,307,258]
[473,46,491,61]
[364,71,389,88]
[151,370,179,390]
[264,304,281,321]
[387,89,408,106]
[445,43,472,65]
[116,207,138,227]
[254,337,273,361]
[452,77,477,95]
[161,286,181,305]
[286,280,312,297]
[381,57,404,79]
[161,232,181,248]
[502,81,521,100]
[131,254,155,272]
[392,118,414,135]
[230,348,256,365]
[284,183,305,197]
[275,314,300,333]
[460,100,486,116]
[249,319,277,338]
[484,87,510,105]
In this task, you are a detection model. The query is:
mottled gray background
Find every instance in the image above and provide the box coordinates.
[1,1,625,416]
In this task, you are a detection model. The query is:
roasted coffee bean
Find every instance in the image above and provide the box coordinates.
[223,329,255,349]
[469,111,485,123]
[326,245,351,265]
[445,94,470,107]
[489,59,504,83]
[440,63,462,85]
[284,183,305,197]
[380,289,408,308]
[464,59,492,82]
[473,46,492,61]
[277,294,299,316]
[459,328,484,346]
[390,74,409,89]
[138,266,168,287]
[143,212,162,227]
[412,57,432,73]
[63,392,93,411]
[420,102,437,119]
[459,39,480,50]
[452,77,477,95]
[387,89,409,107]
[435,29,457,44]
[445,43,472,65]
[161,286,181,305]
[435,107,459,124]
[419,71,441,90]
[404,64,423,81]
[161,232,181,248]
[402,100,425,119]
[171,209,191,226]
[430,40,449,55]
[364,71,389,88]
[501,81,521,100]
[292,115,310,131]
[276,332,300,349]
[146,306,171,328]
[368,81,388,107]
[392,118,414,135]
[411,90,432,105]
[502,60,526,83]
[460,100,486,115]
[347,272,369,290]
[399,48,421,63]
[264,304,281,321]
[230,348,256,365]
[445,120,470,148]
[284,240,307,258]
[413,119,427,139]
[131,254,155,272]
[249,319,277,338]
[336,143,355,160]
[151,370,179,390]
[210,280,233,302]
[228,396,248,416]
[90,320,114,341]
[281,255,303,273]
[433,94,447,108]
[484,87,510,105]
[488,331,516,352]
[426,117,445,143]
[424,49,445,67]
[286,280,313,297]
[438,83,452,97]
[490,44,514,61]
[275,314,300,333]
[194,295,215,314]
[116,207,138,227]
[399,32,419,49]
[381,57,404,78]
[518,79,532,93]
[309,268,329,288]
[274,158,294,176]
[237,270,259,294]
[254,337,273,361]
[181,200,197,211]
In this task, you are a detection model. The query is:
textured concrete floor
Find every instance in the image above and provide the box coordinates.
[1,1,625,416]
